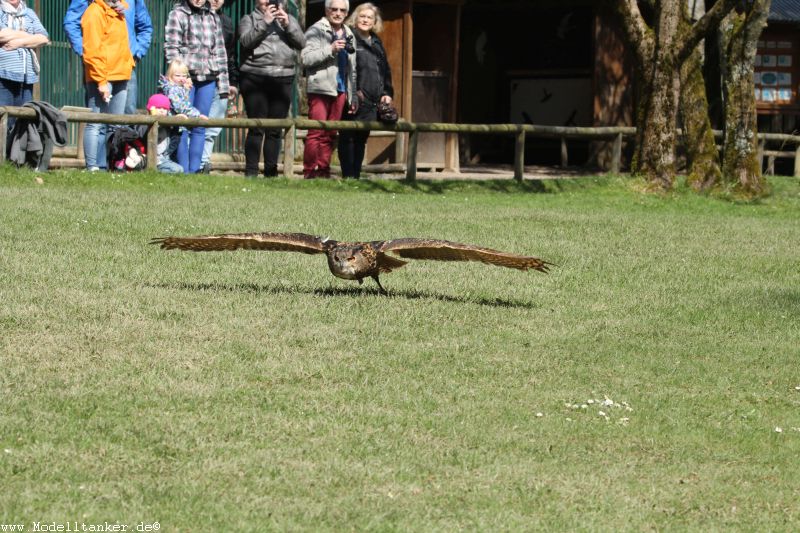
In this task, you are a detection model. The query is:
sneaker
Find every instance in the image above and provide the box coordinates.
[88,166,101,172]
[200,162,211,174]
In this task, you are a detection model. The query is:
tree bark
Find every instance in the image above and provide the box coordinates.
[719,0,771,197]
[615,0,738,190]
[638,1,682,189]
[679,2,722,191]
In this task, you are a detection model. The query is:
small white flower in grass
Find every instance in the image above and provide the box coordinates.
[602,398,614,407]
[587,399,595,404]
[795,386,800,391]
[581,404,588,409]
[536,412,544,418]
[598,411,607,417]
[775,427,783,433]
[3,448,11,454]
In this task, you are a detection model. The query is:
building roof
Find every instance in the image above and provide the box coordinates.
[770,0,800,22]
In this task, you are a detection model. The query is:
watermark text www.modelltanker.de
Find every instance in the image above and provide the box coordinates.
[1,522,160,532]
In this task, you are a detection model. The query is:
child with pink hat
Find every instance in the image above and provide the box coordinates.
[147,93,184,174]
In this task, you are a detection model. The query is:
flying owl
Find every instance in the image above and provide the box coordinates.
[150,232,553,294]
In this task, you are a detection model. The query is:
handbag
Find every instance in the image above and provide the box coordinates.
[376,101,398,124]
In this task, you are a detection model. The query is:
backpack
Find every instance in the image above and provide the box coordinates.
[107,126,148,171]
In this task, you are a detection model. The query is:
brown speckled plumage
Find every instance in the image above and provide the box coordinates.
[150,232,552,294]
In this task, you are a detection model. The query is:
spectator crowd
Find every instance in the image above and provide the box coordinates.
[2,0,395,178]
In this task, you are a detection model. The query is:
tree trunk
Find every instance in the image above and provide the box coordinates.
[679,3,722,191]
[720,1,771,197]
[627,1,682,190]
[638,55,680,189]
[615,0,738,190]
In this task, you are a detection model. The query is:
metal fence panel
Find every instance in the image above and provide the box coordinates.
[36,0,302,156]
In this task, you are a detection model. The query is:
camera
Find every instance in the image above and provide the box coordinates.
[344,35,355,54]
[330,32,356,54]
[268,0,280,6]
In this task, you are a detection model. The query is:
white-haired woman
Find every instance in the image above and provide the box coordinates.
[338,2,393,179]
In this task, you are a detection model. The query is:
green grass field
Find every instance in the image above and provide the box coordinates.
[1,168,799,531]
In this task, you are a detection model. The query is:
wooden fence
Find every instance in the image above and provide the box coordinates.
[1,105,799,180]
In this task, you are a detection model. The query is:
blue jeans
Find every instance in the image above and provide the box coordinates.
[158,134,184,173]
[202,91,228,166]
[0,78,33,132]
[125,65,139,114]
[158,159,184,173]
[177,79,216,173]
[84,80,128,169]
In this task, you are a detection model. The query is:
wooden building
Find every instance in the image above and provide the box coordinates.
[305,0,632,170]
[755,0,800,134]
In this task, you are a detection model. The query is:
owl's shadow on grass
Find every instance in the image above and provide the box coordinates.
[150,282,539,309]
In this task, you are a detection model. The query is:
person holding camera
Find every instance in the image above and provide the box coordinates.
[300,0,357,179]
[238,0,305,177]
[338,2,393,179]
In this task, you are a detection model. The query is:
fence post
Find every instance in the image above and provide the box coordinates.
[611,133,622,174]
[406,128,419,182]
[283,124,295,178]
[146,122,158,170]
[794,144,800,178]
[514,128,525,181]
[560,137,568,168]
[0,111,6,164]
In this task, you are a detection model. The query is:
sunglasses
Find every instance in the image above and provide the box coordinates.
[328,7,347,12]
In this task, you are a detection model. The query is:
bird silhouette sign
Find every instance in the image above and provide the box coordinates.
[151,232,553,294]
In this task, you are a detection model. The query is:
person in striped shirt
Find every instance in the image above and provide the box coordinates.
[0,0,49,131]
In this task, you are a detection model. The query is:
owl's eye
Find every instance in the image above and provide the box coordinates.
[347,256,356,262]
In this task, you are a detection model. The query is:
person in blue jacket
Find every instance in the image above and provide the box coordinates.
[63,0,152,169]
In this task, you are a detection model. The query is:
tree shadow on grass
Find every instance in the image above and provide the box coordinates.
[148,282,540,309]
[348,178,554,195]
[745,289,800,315]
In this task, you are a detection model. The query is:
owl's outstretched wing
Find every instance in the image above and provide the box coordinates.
[379,238,553,273]
[150,232,331,255]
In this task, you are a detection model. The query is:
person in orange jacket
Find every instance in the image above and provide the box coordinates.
[80,0,134,171]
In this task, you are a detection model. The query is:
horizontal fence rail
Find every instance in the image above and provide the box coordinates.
[1,105,798,180]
